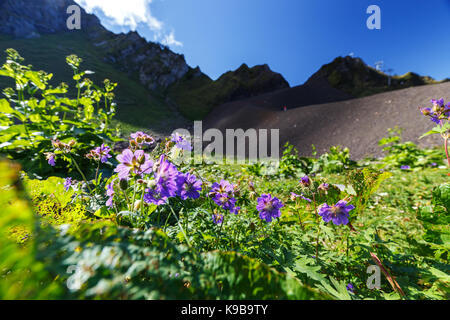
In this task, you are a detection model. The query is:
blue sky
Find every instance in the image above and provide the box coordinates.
[76,0,450,86]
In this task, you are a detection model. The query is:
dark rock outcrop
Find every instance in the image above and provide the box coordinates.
[306,55,444,98]
[167,63,290,119]
[0,0,191,90]
[0,0,101,38]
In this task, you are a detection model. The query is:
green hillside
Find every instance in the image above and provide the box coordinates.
[0,32,177,134]
[167,63,289,120]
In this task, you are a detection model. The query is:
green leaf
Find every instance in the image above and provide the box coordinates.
[25,71,46,90]
[432,183,450,212]
[94,206,114,219]
[420,123,450,139]
[0,99,14,114]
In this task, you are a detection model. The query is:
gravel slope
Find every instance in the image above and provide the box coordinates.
[203,82,450,160]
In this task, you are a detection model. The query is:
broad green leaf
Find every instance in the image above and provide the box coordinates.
[25,71,46,90]
[420,123,450,139]
[0,99,14,114]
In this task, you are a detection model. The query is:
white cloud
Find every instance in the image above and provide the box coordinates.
[74,0,182,46]
[161,31,183,47]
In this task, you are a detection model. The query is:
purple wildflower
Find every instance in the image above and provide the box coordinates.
[431,116,442,125]
[96,144,112,163]
[431,162,437,167]
[171,133,192,151]
[318,200,354,225]
[154,155,180,198]
[130,131,154,147]
[400,165,411,170]
[256,194,284,223]
[300,176,311,187]
[114,149,153,180]
[445,103,450,116]
[45,152,56,166]
[346,283,355,293]
[420,107,432,116]
[212,212,224,224]
[63,177,73,191]
[177,173,202,200]
[213,193,237,211]
[209,179,240,213]
[431,98,445,107]
[229,206,241,215]
[209,180,235,196]
[106,181,115,207]
[143,188,168,206]
[318,183,330,192]
[87,144,112,163]
[290,192,311,203]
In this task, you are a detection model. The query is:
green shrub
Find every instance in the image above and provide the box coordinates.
[311,145,356,174]
[0,49,119,178]
[378,127,443,169]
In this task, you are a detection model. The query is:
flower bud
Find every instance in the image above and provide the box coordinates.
[119,179,128,191]
[147,179,157,188]
[129,140,138,148]
[133,200,142,211]
[290,192,298,201]
[300,176,311,187]
[137,154,146,165]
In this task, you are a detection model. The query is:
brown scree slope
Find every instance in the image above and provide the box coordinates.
[203,81,450,160]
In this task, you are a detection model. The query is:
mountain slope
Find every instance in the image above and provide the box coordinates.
[0,0,290,126]
[204,81,450,160]
[307,56,448,98]
[0,32,187,134]
[167,63,290,119]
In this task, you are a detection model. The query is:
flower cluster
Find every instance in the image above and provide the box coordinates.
[52,139,76,153]
[114,149,153,180]
[144,155,202,205]
[102,131,203,209]
[130,131,155,149]
[45,152,56,166]
[300,176,311,187]
[171,132,192,151]
[212,211,224,224]
[177,173,203,200]
[209,180,240,216]
[64,177,75,191]
[86,144,112,163]
[256,194,284,223]
[318,200,354,225]
[290,192,311,203]
[106,181,115,207]
[318,183,329,192]
[45,139,76,166]
[346,283,355,293]
[420,98,450,124]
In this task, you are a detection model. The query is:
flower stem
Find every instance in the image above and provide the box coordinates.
[69,154,93,193]
[445,137,450,167]
[312,192,320,259]
[131,177,138,211]
[168,204,191,247]
[215,212,225,250]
